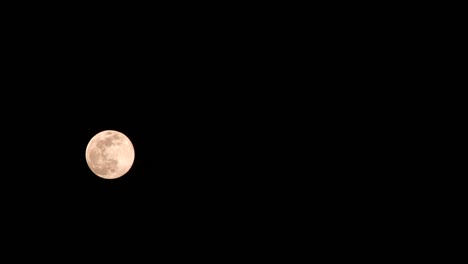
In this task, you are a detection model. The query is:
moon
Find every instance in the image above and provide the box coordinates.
[85,130,135,179]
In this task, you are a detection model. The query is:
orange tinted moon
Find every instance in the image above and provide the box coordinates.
[85,130,135,179]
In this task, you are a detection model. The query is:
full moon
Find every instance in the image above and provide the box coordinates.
[85,130,135,179]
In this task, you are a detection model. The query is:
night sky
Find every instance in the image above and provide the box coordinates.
[3,79,282,256]
[3,47,282,243]
[1,10,294,258]
[1,2,413,260]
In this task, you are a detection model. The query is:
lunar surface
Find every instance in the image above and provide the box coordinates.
[85,130,135,179]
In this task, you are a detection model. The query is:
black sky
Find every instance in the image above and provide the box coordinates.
[7,39,277,220]
[0,10,298,258]
[1,3,421,259]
